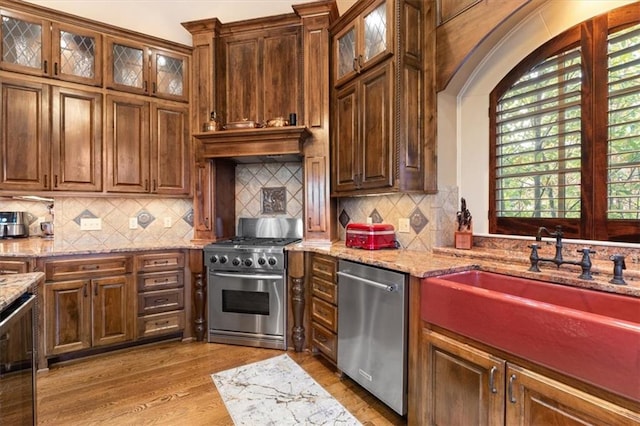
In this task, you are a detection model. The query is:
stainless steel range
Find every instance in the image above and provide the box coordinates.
[204,217,302,350]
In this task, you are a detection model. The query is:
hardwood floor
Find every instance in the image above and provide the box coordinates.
[37,340,407,425]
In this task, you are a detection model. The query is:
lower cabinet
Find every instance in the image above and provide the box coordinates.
[0,258,31,274]
[38,250,187,368]
[421,328,640,425]
[135,251,185,338]
[43,256,134,357]
[309,253,338,363]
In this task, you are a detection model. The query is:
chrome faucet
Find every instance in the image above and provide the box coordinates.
[528,225,595,280]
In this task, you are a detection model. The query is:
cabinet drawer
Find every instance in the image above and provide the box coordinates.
[311,297,337,332]
[45,256,132,281]
[138,288,184,315]
[137,252,184,272]
[311,322,337,362]
[0,260,29,274]
[311,254,336,282]
[311,276,336,304]
[137,271,184,291]
[137,311,184,338]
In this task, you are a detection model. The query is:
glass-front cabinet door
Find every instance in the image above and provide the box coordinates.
[151,49,188,102]
[0,10,49,76]
[52,23,102,86]
[1,11,101,85]
[107,39,149,95]
[107,38,188,101]
[363,1,389,63]
[335,25,357,85]
[332,0,392,87]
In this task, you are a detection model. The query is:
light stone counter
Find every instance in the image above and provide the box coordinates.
[0,272,44,311]
[290,242,640,298]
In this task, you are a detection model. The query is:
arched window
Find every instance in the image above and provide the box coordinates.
[489,4,640,243]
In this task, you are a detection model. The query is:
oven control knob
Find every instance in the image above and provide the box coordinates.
[258,257,267,266]
[268,257,277,266]
[244,258,253,267]
[232,257,241,266]
[209,255,219,264]
[220,255,228,264]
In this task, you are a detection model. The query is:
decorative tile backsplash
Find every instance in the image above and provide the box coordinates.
[236,162,303,219]
[337,186,459,250]
[0,196,193,246]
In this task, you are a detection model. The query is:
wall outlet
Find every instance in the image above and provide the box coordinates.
[163,217,172,228]
[80,217,102,231]
[129,217,138,229]
[398,218,410,233]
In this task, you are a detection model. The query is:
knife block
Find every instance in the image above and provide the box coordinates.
[454,230,473,250]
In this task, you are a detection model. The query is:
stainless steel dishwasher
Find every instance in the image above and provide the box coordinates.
[337,259,408,415]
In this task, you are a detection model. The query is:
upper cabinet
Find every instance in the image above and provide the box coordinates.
[220,22,301,125]
[106,37,189,102]
[334,0,392,87]
[105,95,190,195]
[0,2,192,196]
[0,9,102,86]
[331,0,435,196]
[0,77,102,192]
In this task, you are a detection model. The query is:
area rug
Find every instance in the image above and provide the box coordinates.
[211,354,362,425]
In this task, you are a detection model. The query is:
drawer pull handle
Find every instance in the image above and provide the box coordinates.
[153,260,170,265]
[154,298,169,304]
[316,334,327,343]
[156,320,170,326]
[154,278,170,284]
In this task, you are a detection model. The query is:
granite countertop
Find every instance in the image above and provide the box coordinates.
[291,242,640,298]
[0,272,44,311]
[0,238,205,257]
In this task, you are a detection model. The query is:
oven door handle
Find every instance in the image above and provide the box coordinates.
[211,271,284,280]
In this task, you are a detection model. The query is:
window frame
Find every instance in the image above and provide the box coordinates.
[489,5,640,243]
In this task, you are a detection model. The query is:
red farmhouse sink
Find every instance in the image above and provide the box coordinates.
[421,270,640,402]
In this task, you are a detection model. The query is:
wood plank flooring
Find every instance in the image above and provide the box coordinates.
[37,340,406,425]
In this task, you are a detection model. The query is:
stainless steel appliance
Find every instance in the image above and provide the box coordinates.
[0,212,30,238]
[0,291,37,425]
[204,217,302,350]
[337,259,408,415]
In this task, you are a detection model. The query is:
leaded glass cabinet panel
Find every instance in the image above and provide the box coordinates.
[0,11,49,76]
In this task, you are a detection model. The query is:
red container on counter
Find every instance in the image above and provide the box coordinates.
[345,223,398,250]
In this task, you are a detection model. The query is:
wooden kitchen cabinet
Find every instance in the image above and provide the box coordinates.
[333,61,393,192]
[42,256,135,361]
[51,86,102,191]
[309,253,338,364]
[105,95,189,195]
[135,251,185,339]
[106,37,189,102]
[219,21,301,125]
[0,9,102,86]
[420,329,640,425]
[331,0,428,196]
[0,78,49,191]
[0,78,101,191]
[333,0,392,87]
[0,258,31,274]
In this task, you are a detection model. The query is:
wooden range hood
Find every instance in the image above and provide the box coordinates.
[193,126,311,163]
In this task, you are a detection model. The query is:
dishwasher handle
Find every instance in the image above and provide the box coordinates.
[337,271,397,292]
